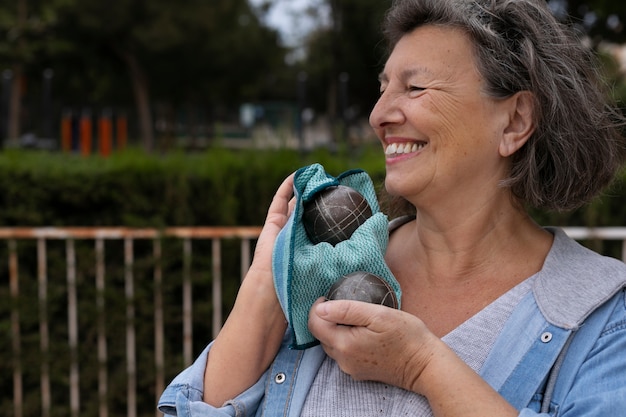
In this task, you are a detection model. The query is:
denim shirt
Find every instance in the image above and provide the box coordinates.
[158,228,626,417]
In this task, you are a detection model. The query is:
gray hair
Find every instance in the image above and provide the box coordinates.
[381,0,626,212]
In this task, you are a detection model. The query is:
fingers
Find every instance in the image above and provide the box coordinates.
[264,173,295,227]
[310,298,389,329]
[256,173,295,243]
[247,173,295,276]
[308,298,431,387]
[308,298,390,352]
[309,299,389,378]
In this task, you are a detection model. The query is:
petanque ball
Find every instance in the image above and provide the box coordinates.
[325,271,399,309]
[302,185,372,245]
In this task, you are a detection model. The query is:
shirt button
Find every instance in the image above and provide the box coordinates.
[541,332,553,343]
[274,372,286,384]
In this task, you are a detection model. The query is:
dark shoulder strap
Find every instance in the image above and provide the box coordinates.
[388,214,416,234]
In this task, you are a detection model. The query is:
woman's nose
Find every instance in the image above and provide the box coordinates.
[369,91,403,129]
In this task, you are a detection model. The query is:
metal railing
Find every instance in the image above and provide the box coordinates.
[1,226,261,417]
[2,226,625,417]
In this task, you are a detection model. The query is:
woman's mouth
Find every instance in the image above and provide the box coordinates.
[384,142,426,158]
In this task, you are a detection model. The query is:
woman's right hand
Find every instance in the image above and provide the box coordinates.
[203,173,295,406]
[246,172,296,286]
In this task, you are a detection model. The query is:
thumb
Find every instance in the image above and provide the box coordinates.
[314,298,380,327]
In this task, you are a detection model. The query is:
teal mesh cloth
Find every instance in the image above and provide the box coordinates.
[272,163,402,349]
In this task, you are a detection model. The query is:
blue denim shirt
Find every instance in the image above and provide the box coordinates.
[158,228,626,416]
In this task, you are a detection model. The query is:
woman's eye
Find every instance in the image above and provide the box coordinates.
[408,86,425,97]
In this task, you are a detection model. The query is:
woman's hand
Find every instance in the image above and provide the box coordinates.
[308,298,519,417]
[308,297,434,392]
[203,173,295,406]
[247,172,296,281]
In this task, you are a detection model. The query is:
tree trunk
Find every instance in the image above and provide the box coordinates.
[7,0,28,142]
[7,65,22,141]
[120,49,154,152]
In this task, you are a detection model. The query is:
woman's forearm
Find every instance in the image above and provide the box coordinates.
[413,338,518,417]
[203,270,287,407]
[203,173,295,407]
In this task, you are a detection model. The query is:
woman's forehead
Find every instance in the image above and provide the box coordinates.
[382,26,479,79]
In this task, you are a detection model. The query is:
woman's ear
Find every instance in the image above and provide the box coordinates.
[499,91,536,157]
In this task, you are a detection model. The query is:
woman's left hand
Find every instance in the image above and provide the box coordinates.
[308,297,519,417]
[308,297,436,392]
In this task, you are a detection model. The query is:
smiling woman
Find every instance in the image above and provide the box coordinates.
[384,142,424,157]
[159,1,626,417]
[371,25,517,209]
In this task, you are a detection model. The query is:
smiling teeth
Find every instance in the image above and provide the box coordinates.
[385,142,424,155]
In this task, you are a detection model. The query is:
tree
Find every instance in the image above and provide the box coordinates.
[298,0,625,139]
[65,0,291,151]
[0,0,289,151]
[0,0,65,144]
[297,0,391,143]
[56,0,191,152]
[559,0,626,44]
[553,0,626,104]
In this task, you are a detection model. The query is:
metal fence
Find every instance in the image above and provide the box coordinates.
[1,226,261,417]
[2,226,626,417]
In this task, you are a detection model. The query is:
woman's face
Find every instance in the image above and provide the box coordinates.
[370,25,516,210]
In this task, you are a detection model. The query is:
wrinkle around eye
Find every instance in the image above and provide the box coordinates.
[408,87,427,98]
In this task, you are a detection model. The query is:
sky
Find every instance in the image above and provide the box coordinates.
[249,0,329,47]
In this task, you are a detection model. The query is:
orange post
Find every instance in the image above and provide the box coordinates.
[116,113,127,150]
[98,110,113,157]
[60,110,72,152]
[80,110,92,156]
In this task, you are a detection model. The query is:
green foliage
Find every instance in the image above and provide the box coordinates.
[0,146,386,227]
[0,145,623,228]
[0,0,294,146]
[298,0,392,119]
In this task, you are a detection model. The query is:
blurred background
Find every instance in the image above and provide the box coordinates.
[1,1,626,417]
[1,0,625,153]
[1,0,389,153]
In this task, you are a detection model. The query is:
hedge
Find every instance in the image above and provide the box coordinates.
[0,146,623,228]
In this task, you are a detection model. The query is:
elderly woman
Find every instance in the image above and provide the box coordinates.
[159,0,626,416]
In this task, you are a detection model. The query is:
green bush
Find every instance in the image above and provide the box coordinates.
[1,146,623,228]
[0,146,387,227]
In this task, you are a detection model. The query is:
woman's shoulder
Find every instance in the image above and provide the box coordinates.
[533,227,626,329]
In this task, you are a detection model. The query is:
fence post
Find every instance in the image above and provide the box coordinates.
[153,238,165,417]
[38,238,51,417]
[183,238,193,366]
[61,109,73,152]
[95,238,108,417]
[80,109,92,156]
[212,239,222,339]
[66,238,80,417]
[125,237,137,417]
[9,240,23,417]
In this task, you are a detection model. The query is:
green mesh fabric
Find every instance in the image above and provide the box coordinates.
[272,163,402,349]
